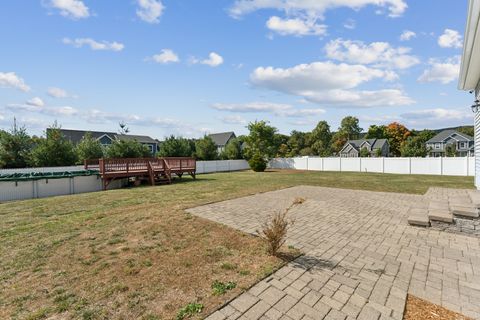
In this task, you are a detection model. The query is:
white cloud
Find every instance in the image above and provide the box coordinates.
[46,0,90,19]
[148,49,180,64]
[192,52,224,67]
[219,115,247,125]
[229,0,408,19]
[399,30,416,41]
[47,87,69,98]
[438,29,463,49]
[325,39,420,69]
[136,0,165,24]
[418,56,460,84]
[62,38,125,51]
[343,19,356,30]
[0,72,30,92]
[212,101,325,117]
[266,16,327,37]
[26,97,45,107]
[6,103,78,117]
[250,61,413,107]
[401,108,470,122]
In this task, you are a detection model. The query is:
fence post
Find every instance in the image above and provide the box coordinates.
[306,157,309,171]
[466,157,469,176]
[321,157,324,171]
[359,157,362,173]
[440,157,443,175]
[409,158,412,175]
[339,157,342,172]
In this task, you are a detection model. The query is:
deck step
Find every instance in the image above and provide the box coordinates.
[428,210,453,223]
[408,208,430,227]
[428,201,449,211]
[451,205,479,218]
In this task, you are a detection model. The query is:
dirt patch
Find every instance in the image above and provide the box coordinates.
[403,295,473,320]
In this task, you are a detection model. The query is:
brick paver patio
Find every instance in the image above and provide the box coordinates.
[186,186,480,320]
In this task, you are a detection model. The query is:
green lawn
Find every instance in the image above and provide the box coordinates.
[0,170,473,320]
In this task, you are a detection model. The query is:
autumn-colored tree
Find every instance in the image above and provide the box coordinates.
[385,122,411,156]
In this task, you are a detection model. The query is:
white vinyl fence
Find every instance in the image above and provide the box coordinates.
[269,157,475,176]
[0,160,250,202]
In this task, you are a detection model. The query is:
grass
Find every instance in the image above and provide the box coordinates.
[0,170,473,319]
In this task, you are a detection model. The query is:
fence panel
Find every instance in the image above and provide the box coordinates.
[410,158,441,175]
[307,158,323,171]
[341,158,360,172]
[323,158,341,171]
[383,158,410,174]
[442,158,468,176]
[360,158,383,173]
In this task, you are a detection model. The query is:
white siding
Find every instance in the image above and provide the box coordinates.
[475,110,480,188]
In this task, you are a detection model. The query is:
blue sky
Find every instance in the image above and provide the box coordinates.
[0,0,473,139]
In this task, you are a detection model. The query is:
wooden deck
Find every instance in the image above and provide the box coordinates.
[91,157,196,190]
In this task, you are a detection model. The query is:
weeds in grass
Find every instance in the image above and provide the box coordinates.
[211,280,237,295]
[258,197,305,256]
[176,302,203,320]
[239,270,250,276]
[220,262,237,270]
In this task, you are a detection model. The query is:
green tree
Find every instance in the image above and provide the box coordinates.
[0,121,32,168]
[195,136,218,160]
[359,147,370,157]
[75,132,104,163]
[400,135,432,157]
[286,131,309,157]
[158,135,193,157]
[243,120,277,160]
[331,130,349,155]
[223,137,242,159]
[365,125,387,139]
[445,143,457,157]
[310,121,332,156]
[458,126,474,137]
[385,122,411,157]
[339,116,362,140]
[106,139,151,158]
[30,123,77,166]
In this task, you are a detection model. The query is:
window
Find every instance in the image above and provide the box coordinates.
[459,142,467,149]
[435,143,441,149]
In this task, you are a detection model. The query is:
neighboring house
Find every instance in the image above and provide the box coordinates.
[426,130,474,157]
[208,132,236,153]
[50,129,159,156]
[339,139,389,157]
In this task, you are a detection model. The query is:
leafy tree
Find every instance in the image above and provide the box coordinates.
[359,147,370,157]
[30,122,77,167]
[299,147,313,156]
[458,126,474,137]
[273,134,289,156]
[400,135,432,157]
[106,139,151,158]
[223,137,242,159]
[248,152,267,172]
[195,136,218,160]
[331,130,349,155]
[339,116,362,140]
[310,120,332,156]
[276,143,289,158]
[243,120,277,160]
[158,135,193,157]
[445,143,457,157]
[385,122,411,157]
[75,132,104,163]
[365,125,387,139]
[0,121,32,168]
[375,148,383,157]
[287,131,309,157]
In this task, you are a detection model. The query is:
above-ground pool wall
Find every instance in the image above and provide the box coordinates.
[0,175,124,202]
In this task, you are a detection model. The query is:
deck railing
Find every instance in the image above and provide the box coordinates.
[98,157,195,175]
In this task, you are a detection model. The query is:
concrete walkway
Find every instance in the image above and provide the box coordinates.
[186,186,480,320]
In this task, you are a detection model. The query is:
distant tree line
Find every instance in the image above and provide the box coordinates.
[0,117,473,169]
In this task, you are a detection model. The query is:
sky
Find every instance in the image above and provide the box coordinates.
[0,0,474,139]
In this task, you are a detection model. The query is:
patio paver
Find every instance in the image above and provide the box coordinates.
[186,186,480,320]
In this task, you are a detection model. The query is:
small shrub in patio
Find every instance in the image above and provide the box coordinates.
[259,197,305,256]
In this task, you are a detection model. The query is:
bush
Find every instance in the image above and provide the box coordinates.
[106,139,151,158]
[259,198,305,256]
[30,124,77,167]
[76,132,104,163]
[248,153,267,172]
[158,135,193,157]
[195,136,218,160]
